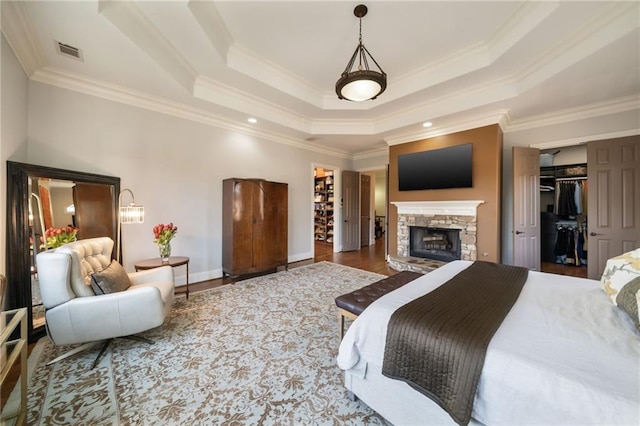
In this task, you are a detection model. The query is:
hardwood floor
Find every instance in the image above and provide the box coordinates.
[540,261,588,278]
[190,238,394,294]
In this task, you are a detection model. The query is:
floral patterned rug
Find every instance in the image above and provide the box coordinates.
[26,262,389,425]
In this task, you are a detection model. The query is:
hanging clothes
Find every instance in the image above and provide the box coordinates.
[555,179,586,217]
[553,222,588,266]
[574,182,582,214]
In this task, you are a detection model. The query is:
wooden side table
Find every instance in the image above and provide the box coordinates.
[134,256,190,299]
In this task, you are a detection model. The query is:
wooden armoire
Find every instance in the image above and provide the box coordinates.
[222,178,288,278]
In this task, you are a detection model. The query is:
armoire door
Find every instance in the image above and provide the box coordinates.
[253,181,288,269]
[230,180,257,272]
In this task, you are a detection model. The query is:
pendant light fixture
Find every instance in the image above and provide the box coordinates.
[336,4,387,102]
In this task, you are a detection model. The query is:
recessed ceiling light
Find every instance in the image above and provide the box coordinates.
[248,118,257,124]
[422,121,433,128]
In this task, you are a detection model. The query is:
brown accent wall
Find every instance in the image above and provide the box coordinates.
[388,124,503,262]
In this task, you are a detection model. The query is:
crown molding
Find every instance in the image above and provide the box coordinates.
[328,2,557,109]
[528,128,640,150]
[189,0,327,108]
[227,44,324,108]
[0,1,46,76]
[378,77,515,135]
[384,94,639,147]
[385,111,510,146]
[505,95,640,133]
[516,2,639,94]
[485,1,559,62]
[181,1,559,113]
[187,0,232,62]
[193,76,313,134]
[99,0,197,92]
[30,67,352,160]
[352,147,389,162]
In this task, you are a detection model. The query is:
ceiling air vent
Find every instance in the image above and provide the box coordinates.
[55,41,84,62]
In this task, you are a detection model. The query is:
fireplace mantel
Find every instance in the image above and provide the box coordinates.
[391,200,484,216]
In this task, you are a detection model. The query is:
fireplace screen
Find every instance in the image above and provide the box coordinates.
[409,226,461,262]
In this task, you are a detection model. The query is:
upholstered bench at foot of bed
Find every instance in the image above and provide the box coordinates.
[335,271,423,339]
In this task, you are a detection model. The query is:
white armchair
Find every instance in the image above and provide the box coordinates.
[36,237,174,368]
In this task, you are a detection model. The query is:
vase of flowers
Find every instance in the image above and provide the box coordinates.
[153,222,177,262]
[40,226,78,249]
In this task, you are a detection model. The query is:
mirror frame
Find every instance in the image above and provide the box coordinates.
[5,161,120,342]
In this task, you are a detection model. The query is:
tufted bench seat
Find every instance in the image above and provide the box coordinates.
[335,271,423,339]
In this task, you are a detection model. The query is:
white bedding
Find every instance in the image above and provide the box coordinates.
[337,261,640,425]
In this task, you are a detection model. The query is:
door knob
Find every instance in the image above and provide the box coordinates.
[590,232,601,237]
[515,231,524,235]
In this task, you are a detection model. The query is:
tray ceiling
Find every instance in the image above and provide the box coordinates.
[2,1,639,156]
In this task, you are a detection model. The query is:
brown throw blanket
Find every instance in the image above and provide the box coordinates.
[382,261,528,425]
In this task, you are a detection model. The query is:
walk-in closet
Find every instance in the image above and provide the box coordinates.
[314,168,335,244]
[540,148,588,277]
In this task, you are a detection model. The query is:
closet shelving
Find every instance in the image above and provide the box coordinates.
[539,163,588,266]
[314,174,334,243]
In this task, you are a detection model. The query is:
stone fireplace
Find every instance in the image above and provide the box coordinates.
[410,226,461,262]
[389,200,484,273]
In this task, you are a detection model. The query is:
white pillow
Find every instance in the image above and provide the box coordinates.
[601,248,640,305]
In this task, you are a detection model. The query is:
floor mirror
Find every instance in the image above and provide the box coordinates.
[5,161,120,341]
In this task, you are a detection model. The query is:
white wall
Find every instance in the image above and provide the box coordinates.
[25,82,353,282]
[1,35,29,304]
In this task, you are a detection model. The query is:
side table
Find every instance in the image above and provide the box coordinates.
[134,256,190,299]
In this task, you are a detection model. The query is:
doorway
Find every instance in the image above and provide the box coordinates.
[361,169,388,254]
[313,167,335,247]
[538,146,588,278]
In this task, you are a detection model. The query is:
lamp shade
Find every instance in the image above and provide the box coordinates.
[120,204,144,224]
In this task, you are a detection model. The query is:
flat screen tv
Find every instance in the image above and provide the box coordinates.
[398,143,473,191]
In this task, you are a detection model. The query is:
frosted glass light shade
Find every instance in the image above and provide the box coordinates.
[340,79,382,102]
[336,69,386,102]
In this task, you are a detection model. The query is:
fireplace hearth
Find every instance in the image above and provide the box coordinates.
[410,226,461,262]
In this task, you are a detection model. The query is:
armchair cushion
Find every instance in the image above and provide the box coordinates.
[36,237,175,346]
[56,237,113,297]
[91,260,132,295]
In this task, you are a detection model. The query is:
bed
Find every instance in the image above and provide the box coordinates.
[337,260,640,425]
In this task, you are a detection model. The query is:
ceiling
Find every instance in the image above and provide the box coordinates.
[2,1,639,157]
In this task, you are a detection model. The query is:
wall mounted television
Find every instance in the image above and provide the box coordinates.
[398,143,473,191]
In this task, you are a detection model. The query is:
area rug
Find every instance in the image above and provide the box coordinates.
[26,262,389,425]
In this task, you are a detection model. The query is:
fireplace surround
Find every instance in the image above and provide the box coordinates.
[389,200,484,273]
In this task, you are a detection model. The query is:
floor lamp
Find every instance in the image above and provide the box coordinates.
[117,188,144,263]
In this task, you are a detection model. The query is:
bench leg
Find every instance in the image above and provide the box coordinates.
[339,312,345,340]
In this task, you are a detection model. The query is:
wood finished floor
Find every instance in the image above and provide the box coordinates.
[540,261,588,278]
[2,239,587,409]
